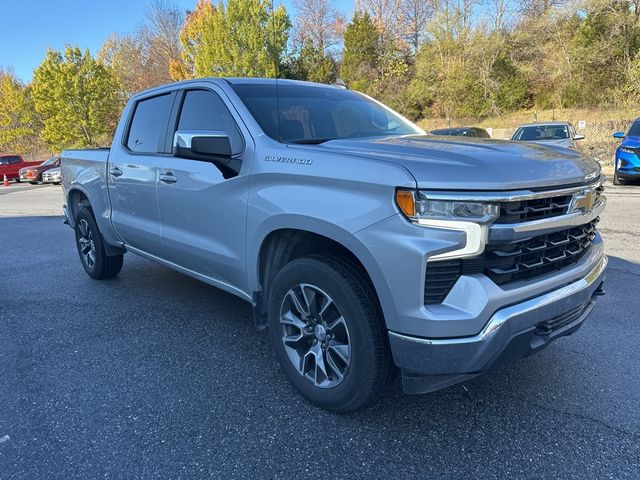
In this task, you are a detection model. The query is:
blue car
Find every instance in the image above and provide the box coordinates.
[613,118,640,185]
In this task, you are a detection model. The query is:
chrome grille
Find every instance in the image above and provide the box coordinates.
[495,194,572,224]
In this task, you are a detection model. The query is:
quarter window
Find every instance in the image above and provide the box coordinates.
[126,93,174,153]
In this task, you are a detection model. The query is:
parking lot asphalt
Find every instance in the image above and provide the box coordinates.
[1,183,639,479]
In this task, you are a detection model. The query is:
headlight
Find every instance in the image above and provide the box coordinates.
[619,146,635,154]
[396,190,499,259]
[396,190,499,223]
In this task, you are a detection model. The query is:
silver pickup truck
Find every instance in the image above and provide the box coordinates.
[62,78,607,412]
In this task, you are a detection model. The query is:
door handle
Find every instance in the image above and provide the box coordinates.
[109,167,123,177]
[159,173,178,184]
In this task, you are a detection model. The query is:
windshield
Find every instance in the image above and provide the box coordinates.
[628,120,640,137]
[41,157,57,166]
[230,84,422,144]
[513,125,570,141]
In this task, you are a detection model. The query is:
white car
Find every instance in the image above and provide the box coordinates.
[42,166,62,184]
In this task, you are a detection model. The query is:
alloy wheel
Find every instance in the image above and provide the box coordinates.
[279,283,351,388]
[77,219,96,270]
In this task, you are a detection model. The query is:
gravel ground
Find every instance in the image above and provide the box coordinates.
[0,182,639,479]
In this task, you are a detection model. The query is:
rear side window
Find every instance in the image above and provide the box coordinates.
[0,156,21,164]
[177,90,243,155]
[126,93,174,153]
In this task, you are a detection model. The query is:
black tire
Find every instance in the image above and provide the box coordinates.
[74,207,123,279]
[267,255,394,412]
[29,181,38,185]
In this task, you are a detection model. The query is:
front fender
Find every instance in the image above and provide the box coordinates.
[247,213,362,292]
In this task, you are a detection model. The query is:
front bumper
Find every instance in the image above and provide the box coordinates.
[19,172,38,181]
[389,254,607,394]
[615,150,640,177]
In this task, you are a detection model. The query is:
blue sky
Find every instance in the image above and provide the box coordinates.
[1,0,353,82]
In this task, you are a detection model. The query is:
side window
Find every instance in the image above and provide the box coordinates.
[9,156,21,164]
[177,90,243,155]
[126,93,174,153]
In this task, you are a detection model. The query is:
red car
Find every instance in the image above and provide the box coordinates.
[0,155,41,182]
[18,156,61,184]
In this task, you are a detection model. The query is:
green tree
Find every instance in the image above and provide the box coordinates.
[177,0,290,78]
[32,46,121,150]
[286,39,337,83]
[0,69,44,156]
[340,11,380,92]
[568,0,640,107]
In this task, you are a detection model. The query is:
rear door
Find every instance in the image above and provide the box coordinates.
[155,86,251,291]
[108,91,175,255]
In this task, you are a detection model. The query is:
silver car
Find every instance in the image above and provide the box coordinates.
[511,122,585,149]
[42,166,62,184]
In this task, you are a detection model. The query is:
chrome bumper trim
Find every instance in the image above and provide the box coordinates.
[390,254,607,347]
[489,197,606,242]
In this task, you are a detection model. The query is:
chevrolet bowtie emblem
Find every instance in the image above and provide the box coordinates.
[569,189,595,213]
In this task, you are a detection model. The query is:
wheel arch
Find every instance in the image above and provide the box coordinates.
[67,186,125,257]
[67,187,92,228]
[251,224,393,331]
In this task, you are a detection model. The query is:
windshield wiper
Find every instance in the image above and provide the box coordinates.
[287,138,337,145]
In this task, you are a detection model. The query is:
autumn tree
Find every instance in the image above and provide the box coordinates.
[293,0,344,52]
[402,0,433,53]
[176,0,290,79]
[32,47,121,150]
[139,0,183,81]
[0,69,44,156]
[100,0,183,97]
[287,0,344,83]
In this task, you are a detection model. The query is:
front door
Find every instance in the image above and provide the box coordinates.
[155,88,250,291]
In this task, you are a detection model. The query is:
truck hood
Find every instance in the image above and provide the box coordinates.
[320,135,599,190]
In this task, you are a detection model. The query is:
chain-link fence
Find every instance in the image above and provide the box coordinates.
[418,108,639,166]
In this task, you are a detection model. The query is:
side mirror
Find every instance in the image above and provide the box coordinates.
[613,131,625,139]
[574,134,585,140]
[173,130,232,163]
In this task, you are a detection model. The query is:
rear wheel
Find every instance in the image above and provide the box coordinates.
[267,256,394,412]
[74,207,123,279]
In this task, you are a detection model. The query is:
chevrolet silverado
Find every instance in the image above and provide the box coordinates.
[61,78,607,412]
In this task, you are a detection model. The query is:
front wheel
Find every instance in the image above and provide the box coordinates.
[74,207,123,279]
[268,256,394,412]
